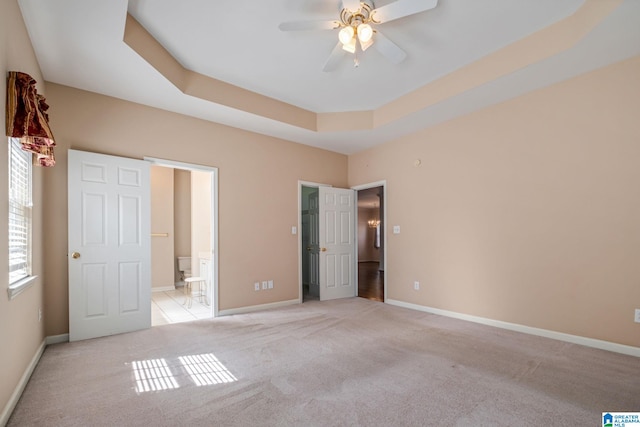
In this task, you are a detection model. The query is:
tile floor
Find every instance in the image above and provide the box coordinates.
[151,287,212,326]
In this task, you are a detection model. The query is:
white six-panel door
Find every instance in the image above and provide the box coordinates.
[68,149,151,341]
[319,187,356,300]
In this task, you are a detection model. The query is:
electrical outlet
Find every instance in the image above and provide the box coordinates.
[254,282,260,291]
[262,281,268,290]
[634,309,640,323]
[268,280,273,289]
[414,281,419,290]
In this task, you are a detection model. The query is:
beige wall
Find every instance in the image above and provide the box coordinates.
[349,55,640,348]
[358,207,380,262]
[150,166,175,289]
[174,169,191,281]
[42,83,348,334]
[0,0,47,420]
[190,170,211,277]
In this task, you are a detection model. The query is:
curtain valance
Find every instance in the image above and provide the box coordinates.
[6,71,56,167]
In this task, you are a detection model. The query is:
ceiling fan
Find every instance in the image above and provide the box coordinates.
[279,0,438,71]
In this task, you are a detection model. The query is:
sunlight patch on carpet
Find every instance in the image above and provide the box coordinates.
[179,353,237,386]
[132,358,179,393]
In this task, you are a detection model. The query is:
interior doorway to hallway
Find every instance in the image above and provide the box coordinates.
[356,185,385,302]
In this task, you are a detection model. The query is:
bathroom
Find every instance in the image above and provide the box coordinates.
[149,165,214,324]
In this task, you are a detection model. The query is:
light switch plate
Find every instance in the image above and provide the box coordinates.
[393,225,400,234]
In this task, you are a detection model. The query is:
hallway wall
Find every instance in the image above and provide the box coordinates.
[150,166,175,289]
[174,169,191,282]
[358,207,380,262]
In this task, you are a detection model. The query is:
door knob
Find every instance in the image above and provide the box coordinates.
[321,248,327,252]
[306,246,312,251]
[71,252,81,259]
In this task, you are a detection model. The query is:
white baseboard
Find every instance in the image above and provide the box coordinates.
[1,340,46,426]
[2,333,72,425]
[218,299,299,316]
[386,299,640,358]
[152,286,176,292]
[46,334,69,345]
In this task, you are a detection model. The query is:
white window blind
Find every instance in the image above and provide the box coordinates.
[8,137,32,284]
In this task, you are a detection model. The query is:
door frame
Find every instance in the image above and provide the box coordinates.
[145,157,219,317]
[352,180,387,302]
[297,180,331,303]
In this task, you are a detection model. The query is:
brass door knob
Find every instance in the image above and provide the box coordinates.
[321,248,327,252]
[71,252,81,259]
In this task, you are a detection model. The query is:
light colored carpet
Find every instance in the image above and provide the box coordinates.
[8,298,639,426]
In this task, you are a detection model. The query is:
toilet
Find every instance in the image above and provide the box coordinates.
[177,256,191,283]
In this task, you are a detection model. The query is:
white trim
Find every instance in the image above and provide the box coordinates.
[152,286,176,292]
[218,299,299,316]
[351,180,387,191]
[1,334,70,423]
[7,275,38,300]
[144,157,215,173]
[0,340,45,426]
[386,299,640,358]
[144,157,219,318]
[46,334,70,345]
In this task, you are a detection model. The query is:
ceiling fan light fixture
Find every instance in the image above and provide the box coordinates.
[342,36,357,53]
[357,23,373,43]
[338,26,355,45]
[359,36,373,52]
[279,0,439,70]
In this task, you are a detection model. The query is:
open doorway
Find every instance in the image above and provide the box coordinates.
[301,185,320,301]
[356,185,384,302]
[146,158,218,325]
[299,181,358,302]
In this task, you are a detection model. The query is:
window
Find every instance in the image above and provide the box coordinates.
[8,137,33,288]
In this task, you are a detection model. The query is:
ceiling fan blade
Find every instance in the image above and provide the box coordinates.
[342,0,361,12]
[323,42,347,72]
[372,0,438,24]
[373,31,407,64]
[279,20,340,31]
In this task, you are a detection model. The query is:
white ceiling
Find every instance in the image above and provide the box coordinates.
[17,0,640,155]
